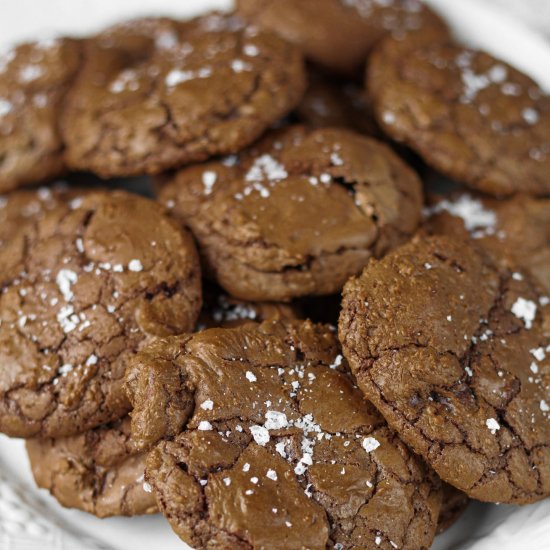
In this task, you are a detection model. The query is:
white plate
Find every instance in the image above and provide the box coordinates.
[1,1,550,549]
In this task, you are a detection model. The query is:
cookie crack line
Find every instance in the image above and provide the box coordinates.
[366,332,547,498]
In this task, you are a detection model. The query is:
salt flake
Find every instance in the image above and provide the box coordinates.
[202,171,217,194]
[425,194,496,235]
[362,437,380,453]
[128,259,144,272]
[200,399,214,411]
[56,269,78,302]
[264,411,288,430]
[0,98,12,118]
[486,418,500,434]
[511,298,537,329]
[266,469,277,481]
[245,370,257,383]
[250,425,270,446]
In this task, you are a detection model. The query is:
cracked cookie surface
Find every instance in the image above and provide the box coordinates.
[0,38,81,192]
[236,0,448,76]
[367,41,550,196]
[159,125,423,302]
[340,235,550,504]
[424,192,550,296]
[0,190,201,438]
[61,14,306,178]
[0,184,82,277]
[127,287,299,452]
[26,416,156,518]
[128,320,441,549]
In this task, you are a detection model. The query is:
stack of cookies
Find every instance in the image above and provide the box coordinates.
[0,2,549,549]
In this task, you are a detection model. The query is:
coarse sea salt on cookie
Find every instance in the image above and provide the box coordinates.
[159,125,423,302]
[340,235,550,504]
[126,320,442,550]
[0,190,202,439]
[368,41,550,196]
[61,14,306,178]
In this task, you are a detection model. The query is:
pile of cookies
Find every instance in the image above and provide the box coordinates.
[0,1,549,549]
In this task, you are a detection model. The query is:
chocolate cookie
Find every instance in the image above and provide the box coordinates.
[295,68,380,136]
[127,320,441,549]
[0,38,81,192]
[236,0,448,76]
[368,41,550,196]
[425,192,550,295]
[26,416,156,518]
[61,14,306,177]
[160,125,423,302]
[340,235,550,504]
[0,190,201,438]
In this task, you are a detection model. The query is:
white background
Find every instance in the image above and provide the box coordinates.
[0,0,549,46]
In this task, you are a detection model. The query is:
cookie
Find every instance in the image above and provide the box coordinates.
[236,0,448,76]
[26,416,156,518]
[197,284,300,330]
[0,184,82,276]
[425,192,550,295]
[126,320,441,549]
[160,125,423,302]
[61,14,306,178]
[0,38,81,192]
[0,190,201,438]
[340,235,550,504]
[294,68,380,136]
[436,484,469,534]
[368,41,550,196]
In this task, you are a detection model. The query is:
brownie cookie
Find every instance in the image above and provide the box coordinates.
[340,235,550,504]
[236,0,448,76]
[368,41,550,196]
[0,190,201,438]
[425,192,550,295]
[160,125,423,302]
[127,320,441,549]
[61,14,306,177]
[26,416,156,518]
[295,68,380,136]
[0,38,81,192]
